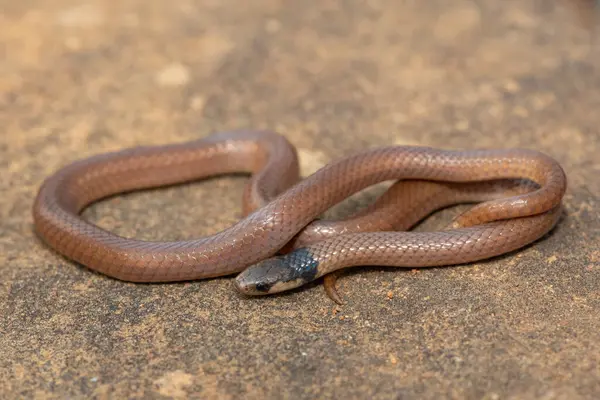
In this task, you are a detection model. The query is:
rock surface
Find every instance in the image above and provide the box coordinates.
[1,1,599,398]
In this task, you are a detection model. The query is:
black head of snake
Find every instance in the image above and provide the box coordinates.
[235,248,321,295]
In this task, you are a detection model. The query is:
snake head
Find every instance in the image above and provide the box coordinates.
[234,248,320,296]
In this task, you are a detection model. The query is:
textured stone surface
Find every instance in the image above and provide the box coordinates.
[1,0,599,399]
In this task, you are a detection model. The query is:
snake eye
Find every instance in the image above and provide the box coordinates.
[254,282,271,293]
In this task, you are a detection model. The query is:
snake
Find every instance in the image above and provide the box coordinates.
[32,130,567,303]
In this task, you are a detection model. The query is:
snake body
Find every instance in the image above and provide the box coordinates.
[32,130,567,299]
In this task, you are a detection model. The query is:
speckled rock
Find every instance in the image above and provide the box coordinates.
[1,1,599,399]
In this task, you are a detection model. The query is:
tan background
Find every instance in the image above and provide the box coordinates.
[1,0,599,398]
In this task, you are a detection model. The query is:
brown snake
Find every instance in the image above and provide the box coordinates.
[32,130,567,303]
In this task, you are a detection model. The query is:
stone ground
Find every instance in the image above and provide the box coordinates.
[1,0,599,399]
